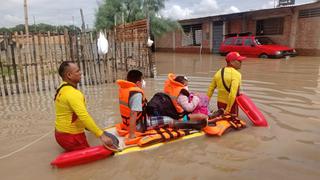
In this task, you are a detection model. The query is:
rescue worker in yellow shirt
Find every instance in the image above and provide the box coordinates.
[54,61,113,151]
[207,52,246,116]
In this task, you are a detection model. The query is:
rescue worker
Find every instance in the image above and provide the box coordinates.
[54,61,113,151]
[207,52,246,116]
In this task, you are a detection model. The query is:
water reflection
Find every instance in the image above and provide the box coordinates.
[0,52,320,179]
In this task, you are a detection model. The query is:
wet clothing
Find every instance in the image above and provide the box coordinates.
[217,102,238,115]
[177,94,199,113]
[138,116,174,131]
[54,130,89,151]
[129,93,143,112]
[124,88,174,131]
[55,82,103,138]
[207,67,241,113]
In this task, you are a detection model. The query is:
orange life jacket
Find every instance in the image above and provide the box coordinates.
[117,80,147,130]
[203,117,246,136]
[163,73,186,115]
[203,120,231,136]
[114,124,189,146]
[138,128,189,147]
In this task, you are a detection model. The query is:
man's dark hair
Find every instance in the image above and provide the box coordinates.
[127,70,143,83]
[58,61,74,78]
[174,76,188,84]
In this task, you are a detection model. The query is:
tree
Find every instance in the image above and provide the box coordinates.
[0,24,81,33]
[95,0,180,37]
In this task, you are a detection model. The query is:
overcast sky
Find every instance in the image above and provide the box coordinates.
[0,0,316,28]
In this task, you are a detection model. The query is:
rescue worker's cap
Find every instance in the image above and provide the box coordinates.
[226,52,246,62]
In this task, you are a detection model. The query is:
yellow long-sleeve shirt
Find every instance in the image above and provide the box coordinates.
[55,82,103,137]
[207,67,241,113]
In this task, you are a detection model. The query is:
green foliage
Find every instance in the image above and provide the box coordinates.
[0,24,81,33]
[95,0,180,37]
[0,27,10,33]
[150,15,180,38]
[95,0,123,30]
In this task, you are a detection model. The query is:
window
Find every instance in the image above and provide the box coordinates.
[299,8,320,18]
[235,38,243,46]
[256,17,284,35]
[244,38,253,46]
[224,38,234,45]
[182,24,202,46]
[194,29,202,45]
[255,37,275,45]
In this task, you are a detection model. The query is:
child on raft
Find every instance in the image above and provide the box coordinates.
[164,73,208,122]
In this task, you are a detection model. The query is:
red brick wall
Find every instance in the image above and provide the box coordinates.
[227,19,242,34]
[261,15,291,47]
[155,32,174,49]
[175,30,182,47]
[156,22,212,53]
[201,22,210,48]
[296,17,320,49]
[294,2,320,55]
[247,20,256,34]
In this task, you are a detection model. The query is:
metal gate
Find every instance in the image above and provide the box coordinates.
[212,21,224,54]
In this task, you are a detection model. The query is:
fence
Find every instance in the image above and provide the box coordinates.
[0,19,153,96]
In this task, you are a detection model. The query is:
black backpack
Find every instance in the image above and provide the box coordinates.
[146,92,181,120]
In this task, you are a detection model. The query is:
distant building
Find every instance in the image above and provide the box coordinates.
[155,1,320,56]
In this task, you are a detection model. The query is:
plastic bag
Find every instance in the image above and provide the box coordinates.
[97,32,108,55]
[147,37,153,47]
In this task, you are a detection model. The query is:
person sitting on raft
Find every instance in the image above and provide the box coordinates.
[207,52,246,117]
[54,61,114,152]
[117,70,186,141]
[164,74,208,122]
[117,70,149,140]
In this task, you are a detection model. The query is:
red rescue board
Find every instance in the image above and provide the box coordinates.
[236,93,268,126]
[51,145,113,168]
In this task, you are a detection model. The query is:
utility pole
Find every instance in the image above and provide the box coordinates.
[80,9,86,32]
[24,0,35,92]
[24,0,29,34]
[33,16,36,32]
[72,16,75,31]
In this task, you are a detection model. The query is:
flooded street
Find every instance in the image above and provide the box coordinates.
[0,52,320,179]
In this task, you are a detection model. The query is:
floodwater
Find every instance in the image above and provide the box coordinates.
[0,52,320,180]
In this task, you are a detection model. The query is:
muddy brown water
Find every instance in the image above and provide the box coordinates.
[0,52,319,180]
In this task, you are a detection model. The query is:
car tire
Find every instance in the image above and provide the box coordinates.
[259,54,268,59]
